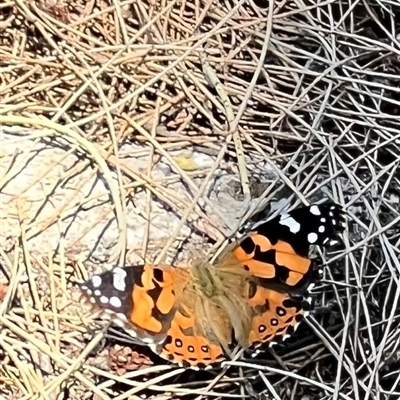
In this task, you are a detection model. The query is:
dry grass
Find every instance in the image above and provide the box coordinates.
[1,0,400,399]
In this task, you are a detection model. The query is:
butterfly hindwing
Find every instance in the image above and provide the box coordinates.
[247,284,310,347]
[159,306,226,369]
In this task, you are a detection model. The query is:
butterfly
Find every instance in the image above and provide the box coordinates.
[80,202,345,369]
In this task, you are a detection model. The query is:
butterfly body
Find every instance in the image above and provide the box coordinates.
[80,203,345,368]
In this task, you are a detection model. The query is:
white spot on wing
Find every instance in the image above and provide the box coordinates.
[113,267,127,291]
[279,215,301,233]
[100,296,109,304]
[308,232,318,243]
[110,296,122,308]
[92,275,102,288]
[94,290,101,296]
[321,217,326,223]
[310,205,321,215]
[114,267,127,277]
[318,225,325,233]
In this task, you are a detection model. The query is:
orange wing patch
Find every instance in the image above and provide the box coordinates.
[233,233,310,286]
[129,265,177,333]
[247,285,305,346]
[160,308,225,368]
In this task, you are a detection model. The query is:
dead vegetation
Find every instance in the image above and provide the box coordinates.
[1,0,400,399]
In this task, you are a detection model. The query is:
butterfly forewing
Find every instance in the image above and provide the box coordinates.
[232,203,345,288]
[80,263,227,368]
